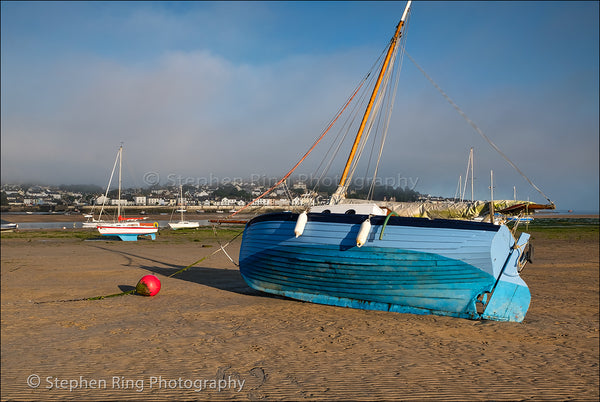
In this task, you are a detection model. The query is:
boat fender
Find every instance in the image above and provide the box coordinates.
[356,218,371,247]
[294,211,308,237]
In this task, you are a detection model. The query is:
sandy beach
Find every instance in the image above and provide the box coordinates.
[1,221,598,400]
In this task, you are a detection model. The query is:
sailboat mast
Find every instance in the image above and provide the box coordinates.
[180,184,184,221]
[490,170,495,225]
[470,147,474,202]
[117,145,122,218]
[334,1,412,196]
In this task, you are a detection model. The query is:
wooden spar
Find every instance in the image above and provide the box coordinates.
[335,0,412,194]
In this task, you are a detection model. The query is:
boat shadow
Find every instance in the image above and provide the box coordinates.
[142,264,267,297]
[90,245,279,299]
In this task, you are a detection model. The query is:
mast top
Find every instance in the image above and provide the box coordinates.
[330,0,412,204]
[401,1,412,22]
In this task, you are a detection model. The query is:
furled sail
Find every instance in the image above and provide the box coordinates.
[341,198,555,220]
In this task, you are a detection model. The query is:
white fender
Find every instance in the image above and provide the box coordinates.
[294,211,308,237]
[356,218,371,247]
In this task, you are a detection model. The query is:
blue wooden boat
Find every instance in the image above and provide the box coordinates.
[239,206,532,322]
[237,1,544,322]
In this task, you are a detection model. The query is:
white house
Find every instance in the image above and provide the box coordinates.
[147,197,166,206]
[96,195,110,205]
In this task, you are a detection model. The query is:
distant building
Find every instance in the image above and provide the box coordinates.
[292,195,316,207]
[110,199,128,206]
[293,182,307,191]
[96,195,110,205]
[147,197,166,206]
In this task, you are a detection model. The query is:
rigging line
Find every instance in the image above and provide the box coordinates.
[313,43,393,198]
[364,93,388,199]
[461,148,472,201]
[310,62,381,195]
[230,76,367,218]
[371,14,410,193]
[346,41,400,191]
[99,147,121,221]
[404,49,554,205]
[366,74,394,199]
[364,14,410,200]
[364,54,397,198]
[211,224,239,267]
[369,35,406,199]
[282,179,294,205]
[310,88,364,191]
[168,229,243,277]
[363,46,399,194]
[455,175,462,200]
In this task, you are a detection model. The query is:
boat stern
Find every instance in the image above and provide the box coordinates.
[481,232,531,322]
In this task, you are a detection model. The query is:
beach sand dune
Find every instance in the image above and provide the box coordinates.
[1,228,598,400]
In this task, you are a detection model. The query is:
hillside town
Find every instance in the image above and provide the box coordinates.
[0,181,318,211]
[1,179,422,212]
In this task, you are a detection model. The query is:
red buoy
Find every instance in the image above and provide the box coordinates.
[135,275,161,296]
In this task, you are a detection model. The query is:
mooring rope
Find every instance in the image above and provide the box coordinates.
[168,229,243,277]
[33,289,137,304]
[33,227,244,304]
[211,224,239,267]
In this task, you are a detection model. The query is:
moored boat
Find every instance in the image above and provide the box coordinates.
[240,206,532,321]
[237,1,551,322]
[97,145,158,241]
[1,219,18,231]
[97,218,158,241]
[168,184,199,230]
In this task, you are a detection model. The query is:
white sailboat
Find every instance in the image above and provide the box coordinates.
[168,184,199,230]
[97,145,159,241]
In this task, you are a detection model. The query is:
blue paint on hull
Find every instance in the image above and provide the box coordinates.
[99,233,156,241]
[239,212,531,322]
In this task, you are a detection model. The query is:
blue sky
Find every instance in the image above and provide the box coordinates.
[1,1,598,211]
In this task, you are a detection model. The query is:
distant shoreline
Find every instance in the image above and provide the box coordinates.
[2,211,597,223]
[534,213,599,219]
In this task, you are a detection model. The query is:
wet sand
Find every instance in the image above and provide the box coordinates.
[1,226,598,400]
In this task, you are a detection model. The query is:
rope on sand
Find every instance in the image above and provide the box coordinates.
[33,227,243,303]
[168,229,243,278]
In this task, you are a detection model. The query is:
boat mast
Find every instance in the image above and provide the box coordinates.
[117,145,122,219]
[180,183,184,222]
[331,0,412,204]
[470,147,474,202]
[489,170,495,225]
[461,147,474,202]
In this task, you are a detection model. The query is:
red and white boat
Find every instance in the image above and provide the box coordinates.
[97,145,158,241]
[98,215,158,241]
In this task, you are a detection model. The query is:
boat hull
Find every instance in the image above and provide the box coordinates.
[239,212,531,322]
[98,223,158,241]
[168,221,200,230]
